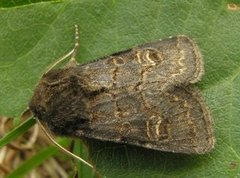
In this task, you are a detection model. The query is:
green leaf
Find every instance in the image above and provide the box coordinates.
[0,118,36,148]
[0,0,58,8]
[73,140,96,178]
[0,0,240,177]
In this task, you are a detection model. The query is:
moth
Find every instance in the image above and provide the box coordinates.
[29,25,215,156]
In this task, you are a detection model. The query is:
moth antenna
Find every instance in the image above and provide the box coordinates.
[68,24,80,65]
[45,25,80,74]
[36,119,94,168]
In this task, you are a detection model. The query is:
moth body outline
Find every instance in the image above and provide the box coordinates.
[29,26,215,154]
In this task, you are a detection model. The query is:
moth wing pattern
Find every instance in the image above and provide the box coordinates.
[76,86,214,154]
[76,35,203,94]
[29,32,215,154]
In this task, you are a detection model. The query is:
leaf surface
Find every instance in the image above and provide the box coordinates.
[0,0,239,177]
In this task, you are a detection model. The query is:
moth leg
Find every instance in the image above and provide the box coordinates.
[45,25,80,74]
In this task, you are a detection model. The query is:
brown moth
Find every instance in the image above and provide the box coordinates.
[29,26,215,155]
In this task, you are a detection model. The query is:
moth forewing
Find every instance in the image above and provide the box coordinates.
[75,86,214,154]
[76,35,204,94]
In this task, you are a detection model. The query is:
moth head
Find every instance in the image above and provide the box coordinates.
[29,68,67,118]
[29,67,88,136]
